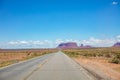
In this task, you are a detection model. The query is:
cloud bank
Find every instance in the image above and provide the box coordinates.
[0,35,120,49]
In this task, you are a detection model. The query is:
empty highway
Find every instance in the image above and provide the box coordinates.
[0,51,96,80]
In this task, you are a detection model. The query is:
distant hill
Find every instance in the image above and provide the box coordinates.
[79,44,92,48]
[113,42,120,47]
[57,42,92,49]
[57,42,78,49]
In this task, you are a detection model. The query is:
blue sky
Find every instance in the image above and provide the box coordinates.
[0,0,120,48]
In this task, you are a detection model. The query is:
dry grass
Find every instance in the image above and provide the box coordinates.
[63,47,120,80]
[114,67,120,72]
[74,57,120,80]
[0,49,57,67]
[63,47,120,64]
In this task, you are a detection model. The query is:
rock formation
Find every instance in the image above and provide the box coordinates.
[113,42,120,47]
[57,42,92,49]
[57,42,78,49]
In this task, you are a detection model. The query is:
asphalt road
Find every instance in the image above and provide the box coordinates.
[0,51,96,80]
[0,53,54,80]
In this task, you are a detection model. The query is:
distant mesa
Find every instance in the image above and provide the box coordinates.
[57,42,78,49]
[79,44,92,48]
[57,42,92,49]
[113,42,120,47]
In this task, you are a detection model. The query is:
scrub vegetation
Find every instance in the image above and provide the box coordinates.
[63,47,120,80]
[0,49,57,67]
[63,47,120,64]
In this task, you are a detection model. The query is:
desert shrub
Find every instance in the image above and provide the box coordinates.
[104,53,112,58]
[64,51,79,57]
[110,53,120,64]
[63,47,120,61]
[96,53,103,57]
[0,59,19,67]
[32,52,39,56]
[111,58,120,64]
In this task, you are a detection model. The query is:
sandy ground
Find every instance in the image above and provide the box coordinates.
[74,57,120,80]
[0,53,26,62]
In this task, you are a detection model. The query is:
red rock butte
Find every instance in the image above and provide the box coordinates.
[113,42,120,47]
[57,42,92,49]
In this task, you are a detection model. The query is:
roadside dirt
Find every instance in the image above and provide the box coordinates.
[74,57,120,80]
[0,49,57,67]
[0,53,26,62]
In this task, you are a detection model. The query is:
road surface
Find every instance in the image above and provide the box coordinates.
[0,51,96,80]
[0,53,54,80]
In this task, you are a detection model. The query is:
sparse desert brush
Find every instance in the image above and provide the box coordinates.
[63,47,120,64]
[110,53,120,64]
[0,49,57,67]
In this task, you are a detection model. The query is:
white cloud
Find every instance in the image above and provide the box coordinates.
[32,41,44,45]
[112,1,118,5]
[116,35,120,39]
[20,41,28,44]
[116,35,120,42]
[55,39,64,44]
[80,37,115,47]
[9,41,29,45]
[8,41,19,45]
[6,40,54,48]
[1,35,120,49]
[54,38,115,47]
